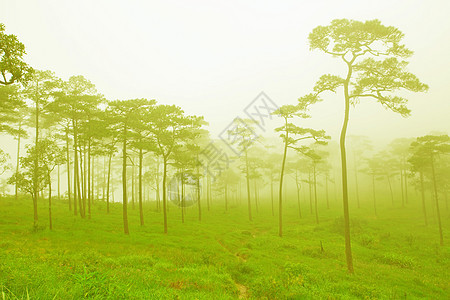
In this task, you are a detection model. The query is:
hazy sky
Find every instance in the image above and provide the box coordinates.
[1,0,449,148]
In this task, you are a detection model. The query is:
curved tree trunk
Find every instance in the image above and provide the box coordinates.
[278,119,288,237]
[340,65,354,273]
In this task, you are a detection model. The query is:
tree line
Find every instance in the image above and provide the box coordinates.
[1,19,446,274]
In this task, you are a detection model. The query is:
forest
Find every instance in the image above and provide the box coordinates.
[0,3,449,299]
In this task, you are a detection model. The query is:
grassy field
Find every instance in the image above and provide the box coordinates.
[0,194,449,299]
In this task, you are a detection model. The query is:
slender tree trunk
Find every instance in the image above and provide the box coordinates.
[404,169,409,204]
[82,145,87,217]
[278,120,288,237]
[156,157,161,212]
[196,157,202,221]
[132,161,135,210]
[430,154,443,245]
[66,129,72,211]
[92,155,95,204]
[57,164,60,201]
[102,155,106,201]
[87,139,91,219]
[295,170,301,218]
[15,120,21,202]
[420,171,427,226]
[48,171,52,230]
[122,125,129,235]
[163,155,168,234]
[139,148,144,226]
[106,152,112,214]
[340,64,354,273]
[181,172,185,223]
[309,172,313,214]
[271,177,274,217]
[79,145,86,218]
[401,170,405,208]
[314,163,319,224]
[33,92,39,227]
[245,150,252,222]
[73,120,78,216]
[387,174,394,206]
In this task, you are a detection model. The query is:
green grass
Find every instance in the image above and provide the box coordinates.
[0,194,449,299]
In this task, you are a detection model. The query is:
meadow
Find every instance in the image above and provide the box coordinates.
[0,194,448,299]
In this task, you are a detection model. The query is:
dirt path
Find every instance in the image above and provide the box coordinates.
[216,238,249,298]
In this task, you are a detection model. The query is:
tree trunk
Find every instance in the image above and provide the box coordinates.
[295,170,301,218]
[420,171,427,226]
[132,161,135,210]
[66,128,72,211]
[82,145,87,217]
[33,92,39,227]
[278,120,288,237]
[245,150,252,222]
[102,155,106,201]
[87,139,91,219]
[181,172,185,223]
[387,174,394,206]
[309,172,313,214]
[314,163,319,224]
[430,154,443,245]
[57,164,60,201]
[340,64,354,273]
[48,171,52,230]
[156,157,161,212]
[271,177,274,217]
[106,152,112,214]
[401,170,405,207]
[73,120,78,216]
[404,169,409,204]
[122,125,129,235]
[196,158,202,222]
[15,120,21,202]
[139,148,144,226]
[162,155,168,234]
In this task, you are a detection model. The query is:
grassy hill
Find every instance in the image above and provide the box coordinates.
[0,195,449,299]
